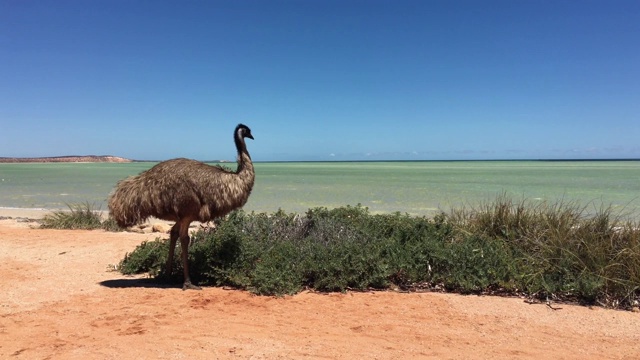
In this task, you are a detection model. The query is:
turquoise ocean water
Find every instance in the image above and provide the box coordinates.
[0,161,639,219]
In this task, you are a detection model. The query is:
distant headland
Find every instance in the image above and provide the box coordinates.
[0,155,133,163]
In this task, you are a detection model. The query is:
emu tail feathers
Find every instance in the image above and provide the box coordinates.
[108,176,152,228]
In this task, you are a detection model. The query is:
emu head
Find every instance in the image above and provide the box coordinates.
[236,124,254,140]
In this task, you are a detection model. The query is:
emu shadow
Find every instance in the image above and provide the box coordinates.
[99,278,183,289]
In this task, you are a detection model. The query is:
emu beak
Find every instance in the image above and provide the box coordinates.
[247,134,254,140]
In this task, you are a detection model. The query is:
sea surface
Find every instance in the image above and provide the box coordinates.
[1,161,639,219]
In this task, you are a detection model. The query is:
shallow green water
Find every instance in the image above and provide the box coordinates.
[1,161,639,218]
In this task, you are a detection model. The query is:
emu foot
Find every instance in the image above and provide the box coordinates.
[182,281,202,291]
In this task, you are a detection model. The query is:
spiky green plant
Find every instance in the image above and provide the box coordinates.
[40,202,104,230]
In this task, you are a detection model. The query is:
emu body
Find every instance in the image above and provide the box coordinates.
[108,124,255,289]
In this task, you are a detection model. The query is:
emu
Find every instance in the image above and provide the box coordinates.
[108,124,255,289]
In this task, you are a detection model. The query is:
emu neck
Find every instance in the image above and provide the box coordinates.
[234,135,247,156]
[236,152,253,174]
[234,137,253,175]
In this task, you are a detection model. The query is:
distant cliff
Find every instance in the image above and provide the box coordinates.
[0,155,133,163]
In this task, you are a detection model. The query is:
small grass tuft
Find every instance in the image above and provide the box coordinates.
[39,202,125,231]
[41,202,104,230]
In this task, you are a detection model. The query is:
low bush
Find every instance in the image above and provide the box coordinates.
[119,239,168,275]
[115,199,640,309]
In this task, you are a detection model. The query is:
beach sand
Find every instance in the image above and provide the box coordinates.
[0,218,639,359]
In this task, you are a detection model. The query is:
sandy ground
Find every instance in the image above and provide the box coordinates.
[0,212,639,359]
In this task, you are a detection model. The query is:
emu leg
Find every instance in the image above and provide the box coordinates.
[165,223,179,277]
[179,219,201,290]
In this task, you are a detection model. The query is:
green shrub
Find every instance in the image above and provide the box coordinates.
[116,199,640,310]
[119,239,168,276]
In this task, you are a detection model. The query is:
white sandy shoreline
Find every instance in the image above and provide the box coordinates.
[0,207,111,220]
[0,207,55,219]
[0,207,186,231]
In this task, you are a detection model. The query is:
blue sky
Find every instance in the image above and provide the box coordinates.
[1,0,639,161]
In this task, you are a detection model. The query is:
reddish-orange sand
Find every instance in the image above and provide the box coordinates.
[1,219,639,359]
